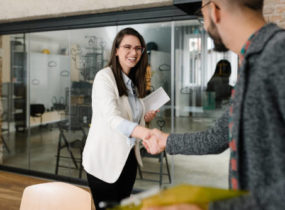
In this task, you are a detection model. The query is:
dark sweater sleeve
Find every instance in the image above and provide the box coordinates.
[211,30,285,210]
[210,180,285,210]
[166,110,229,155]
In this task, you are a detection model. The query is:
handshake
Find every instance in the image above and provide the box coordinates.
[140,128,170,155]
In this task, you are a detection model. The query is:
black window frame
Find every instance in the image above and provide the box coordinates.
[0,5,199,35]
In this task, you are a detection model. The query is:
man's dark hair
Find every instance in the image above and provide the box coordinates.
[232,0,264,11]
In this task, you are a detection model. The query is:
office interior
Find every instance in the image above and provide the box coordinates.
[0,18,239,191]
[0,2,283,210]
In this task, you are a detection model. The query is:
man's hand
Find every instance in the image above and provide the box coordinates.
[142,204,206,210]
[143,128,169,154]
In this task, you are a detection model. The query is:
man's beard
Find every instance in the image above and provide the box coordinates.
[207,18,229,52]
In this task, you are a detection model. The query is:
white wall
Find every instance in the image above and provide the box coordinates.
[0,0,172,23]
[30,53,70,110]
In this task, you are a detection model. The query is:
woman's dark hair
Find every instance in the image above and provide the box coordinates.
[108,27,148,98]
[213,59,231,78]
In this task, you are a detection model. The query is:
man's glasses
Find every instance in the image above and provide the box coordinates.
[194,1,212,19]
[120,45,145,54]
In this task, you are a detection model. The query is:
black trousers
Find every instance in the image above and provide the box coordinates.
[86,149,137,210]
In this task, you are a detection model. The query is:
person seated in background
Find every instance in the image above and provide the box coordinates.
[206,59,233,108]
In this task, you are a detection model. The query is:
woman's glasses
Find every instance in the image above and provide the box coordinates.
[120,45,145,54]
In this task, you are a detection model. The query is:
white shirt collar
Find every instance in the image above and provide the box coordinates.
[122,72,131,86]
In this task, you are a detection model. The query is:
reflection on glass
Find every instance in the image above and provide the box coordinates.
[1,34,28,169]
[0,27,117,179]
[27,31,70,175]
[173,20,238,189]
[0,19,238,192]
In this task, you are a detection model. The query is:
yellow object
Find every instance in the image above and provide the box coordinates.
[142,185,247,208]
[71,95,84,104]
[145,65,152,91]
[111,184,247,210]
[41,49,50,54]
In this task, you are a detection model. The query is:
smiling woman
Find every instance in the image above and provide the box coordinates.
[82,27,158,210]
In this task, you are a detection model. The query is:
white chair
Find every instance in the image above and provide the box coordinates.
[20,182,92,210]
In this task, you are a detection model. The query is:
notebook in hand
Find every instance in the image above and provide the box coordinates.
[142,87,170,113]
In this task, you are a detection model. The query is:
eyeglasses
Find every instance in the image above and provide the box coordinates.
[194,1,212,17]
[119,45,145,54]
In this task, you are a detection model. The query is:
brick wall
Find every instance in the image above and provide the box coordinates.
[264,0,285,28]
[0,36,2,164]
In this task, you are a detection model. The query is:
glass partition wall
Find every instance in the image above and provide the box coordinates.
[172,20,237,189]
[1,20,238,191]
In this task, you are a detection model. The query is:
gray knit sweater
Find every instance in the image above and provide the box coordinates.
[166,23,285,210]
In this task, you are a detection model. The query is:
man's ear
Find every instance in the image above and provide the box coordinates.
[209,2,221,24]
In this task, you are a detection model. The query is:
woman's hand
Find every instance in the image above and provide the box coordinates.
[144,110,159,123]
[131,125,152,140]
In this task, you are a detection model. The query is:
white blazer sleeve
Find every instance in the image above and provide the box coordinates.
[92,70,128,131]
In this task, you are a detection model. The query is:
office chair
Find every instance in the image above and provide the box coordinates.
[30,104,45,126]
[1,128,10,153]
[19,182,91,210]
[55,119,87,178]
[1,112,10,153]
[137,118,171,186]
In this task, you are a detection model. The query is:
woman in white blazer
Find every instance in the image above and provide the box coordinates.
[82,28,158,209]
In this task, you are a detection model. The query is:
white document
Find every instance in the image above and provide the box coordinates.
[142,87,170,112]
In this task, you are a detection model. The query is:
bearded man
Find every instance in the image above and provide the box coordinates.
[143,0,285,209]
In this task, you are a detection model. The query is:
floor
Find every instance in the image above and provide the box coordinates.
[1,110,229,194]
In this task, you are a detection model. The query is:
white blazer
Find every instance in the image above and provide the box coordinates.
[82,67,145,183]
